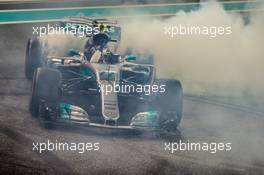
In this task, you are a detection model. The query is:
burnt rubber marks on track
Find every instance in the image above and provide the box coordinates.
[0,125,75,174]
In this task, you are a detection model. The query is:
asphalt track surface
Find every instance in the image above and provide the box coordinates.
[0,23,264,175]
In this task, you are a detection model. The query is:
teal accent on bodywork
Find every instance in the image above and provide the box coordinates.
[146,111,159,121]
[60,102,72,119]
[67,49,80,57]
[80,66,95,78]
[59,102,90,122]
[146,111,160,127]
[130,111,160,128]
[0,1,262,23]
[126,55,137,61]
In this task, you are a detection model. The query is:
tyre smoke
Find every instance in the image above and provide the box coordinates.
[118,1,264,167]
[118,1,264,97]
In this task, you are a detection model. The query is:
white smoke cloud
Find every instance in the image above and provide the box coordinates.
[117,3,264,166]
[41,34,86,56]
[118,1,264,97]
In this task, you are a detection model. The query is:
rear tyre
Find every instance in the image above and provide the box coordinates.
[155,79,183,132]
[25,39,42,80]
[29,70,39,117]
[29,68,61,118]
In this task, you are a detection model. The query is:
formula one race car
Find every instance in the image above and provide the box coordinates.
[25,18,183,133]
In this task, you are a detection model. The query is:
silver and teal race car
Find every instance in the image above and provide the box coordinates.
[25,17,183,133]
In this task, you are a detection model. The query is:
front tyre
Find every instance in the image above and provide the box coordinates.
[29,68,61,118]
[155,79,183,132]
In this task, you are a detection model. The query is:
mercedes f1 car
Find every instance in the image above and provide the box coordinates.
[25,17,183,133]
